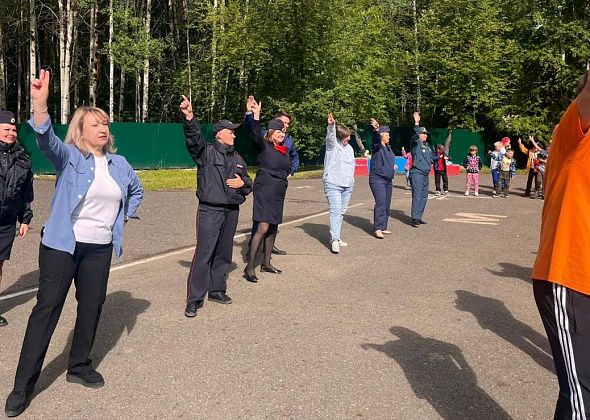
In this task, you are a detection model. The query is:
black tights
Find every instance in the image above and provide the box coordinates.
[245,222,278,275]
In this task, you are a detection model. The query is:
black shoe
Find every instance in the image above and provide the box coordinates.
[66,369,104,388]
[271,245,287,255]
[411,219,420,227]
[419,220,427,225]
[208,291,233,304]
[5,387,34,417]
[0,315,7,327]
[261,265,282,274]
[243,269,258,283]
[184,300,203,318]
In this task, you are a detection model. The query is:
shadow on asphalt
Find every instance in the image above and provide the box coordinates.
[0,270,39,316]
[342,215,373,236]
[487,263,532,283]
[32,291,150,397]
[296,223,331,250]
[389,210,413,226]
[362,326,511,420]
[455,290,553,373]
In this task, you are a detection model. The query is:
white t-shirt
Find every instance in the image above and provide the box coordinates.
[72,155,123,244]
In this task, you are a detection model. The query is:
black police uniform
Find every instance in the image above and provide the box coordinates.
[250,120,291,224]
[369,129,395,231]
[183,117,252,304]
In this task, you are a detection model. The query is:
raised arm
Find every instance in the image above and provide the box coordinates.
[326,113,337,150]
[411,112,421,146]
[180,95,206,164]
[248,96,266,149]
[517,138,529,155]
[370,118,382,153]
[30,69,69,170]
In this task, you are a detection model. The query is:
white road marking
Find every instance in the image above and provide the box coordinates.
[443,212,507,225]
[0,203,365,302]
[292,186,314,190]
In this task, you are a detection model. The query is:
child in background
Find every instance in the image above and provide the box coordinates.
[530,138,548,199]
[401,146,412,189]
[433,144,449,196]
[497,149,516,197]
[463,145,483,196]
[488,141,505,197]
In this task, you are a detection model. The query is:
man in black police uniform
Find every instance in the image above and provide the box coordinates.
[180,95,252,318]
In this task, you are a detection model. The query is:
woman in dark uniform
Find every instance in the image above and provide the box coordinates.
[243,96,291,282]
[369,118,395,239]
[0,110,34,327]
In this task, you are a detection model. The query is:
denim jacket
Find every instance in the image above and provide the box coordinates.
[30,117,144,258]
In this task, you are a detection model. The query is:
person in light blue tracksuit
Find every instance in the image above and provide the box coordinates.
[368,118,396,239]
[409,112,433,227]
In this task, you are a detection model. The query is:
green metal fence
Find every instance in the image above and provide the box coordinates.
[17,122,489,174]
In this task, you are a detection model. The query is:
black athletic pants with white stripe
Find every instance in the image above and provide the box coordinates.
[534,280,590,419]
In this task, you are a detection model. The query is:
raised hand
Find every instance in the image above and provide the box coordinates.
[248,95,261,120]
[370,118,379,131]
[518,137,522,144]
[401,146,405,151]
[179,95,193,120]
[327,113,335,125]
[413,112,420,124]
[31,69,50,108]
[226,174,244,189]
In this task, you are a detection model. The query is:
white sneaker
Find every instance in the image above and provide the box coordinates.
[474,192,479,197]
[435,191,441,196]
[464,191,469,196]
[338,239,348,247]
[331,240,340,254]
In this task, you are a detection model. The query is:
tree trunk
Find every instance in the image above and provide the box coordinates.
[210,0,219,120]
[0,23,6,109]
[182,0,192,102]
[88,0,98,107]
[412,0,421,112]
[238,0,249,97]
[29,0,37,115]
[118,70,126,120]
[109,0,114,120]
[141,0,152,122]
[135,70,140,122]
[18,6,24,119]
[58,0,76,123]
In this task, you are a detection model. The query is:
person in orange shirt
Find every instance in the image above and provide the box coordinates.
[532,69,590,419]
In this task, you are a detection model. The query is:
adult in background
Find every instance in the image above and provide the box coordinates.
[5,69,144,418]
[369,118,396,239]
[532,69,590,419]
[0,110,34,327]
[409,111,432,228]
[180,95,252,318]
[323,113,355,254]
[243,96,291,282]
[245,110,299,256]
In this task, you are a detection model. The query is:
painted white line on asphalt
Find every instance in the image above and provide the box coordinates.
[443,212,507,225]
[292,186,314,190]
[0,203,365,302]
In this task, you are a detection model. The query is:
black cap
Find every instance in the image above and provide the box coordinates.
[379,125,390,134]
[213,119,241,135]
[419,126,428,134]
[267,118,285,131]
[0,111,16,125]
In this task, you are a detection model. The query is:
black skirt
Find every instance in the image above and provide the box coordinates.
[252,172,288,225]
[0,224,17,261]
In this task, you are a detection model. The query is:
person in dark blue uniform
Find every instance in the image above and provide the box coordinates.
[0,110,34,327]
[409,112,433,227]
[244,110,299,256]
[243,96,291,282]
[369,118,396,239]
[180,95,253,318]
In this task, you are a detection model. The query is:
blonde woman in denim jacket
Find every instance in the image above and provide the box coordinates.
[5,70,144,418]
[322,114,355,254]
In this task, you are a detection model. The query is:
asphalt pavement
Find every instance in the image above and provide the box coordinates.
[0,174,555,419]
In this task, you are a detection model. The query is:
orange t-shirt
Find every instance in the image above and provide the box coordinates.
[532,99,590,294]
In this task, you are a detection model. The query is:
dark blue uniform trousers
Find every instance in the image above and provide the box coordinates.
[187,204,239,303]
[369,176,393,231]
[410,169,429,221]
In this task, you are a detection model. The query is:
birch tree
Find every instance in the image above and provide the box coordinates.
[141,0,152,122]
[88,0,98,107]
[109,0,114,120]
[58,0,77,123]
[29,0,37,115]
[0,23,6,109]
